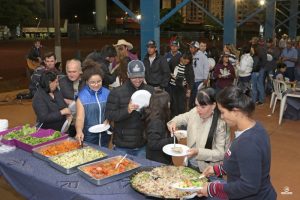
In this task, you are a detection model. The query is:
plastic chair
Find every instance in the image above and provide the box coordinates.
[279,91,300,125]
[271,79,287,114]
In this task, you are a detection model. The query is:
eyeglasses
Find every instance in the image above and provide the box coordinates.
[88,80,102,86]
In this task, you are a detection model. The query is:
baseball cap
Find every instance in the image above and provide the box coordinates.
[147,40,156,47]
[189,41,200,49]
[170,40,180,47]
[127,60,145,78]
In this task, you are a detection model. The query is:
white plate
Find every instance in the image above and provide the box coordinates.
[68,101,76,114]
[208,58,216,70]
[88,124,110,133]
[131,90,151,111]
[162,144,189,157]
[171,182,203,193]
[61,119,71,133]
[174,130,187,138]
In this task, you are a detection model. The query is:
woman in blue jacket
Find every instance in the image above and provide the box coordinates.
[198,86,276,200]
[75,60,110,147]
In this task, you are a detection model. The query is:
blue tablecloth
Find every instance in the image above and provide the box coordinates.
[0,146,161,200]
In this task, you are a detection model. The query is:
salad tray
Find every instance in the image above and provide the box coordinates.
[15,129,68,152]
[48,146,107,174]
[0,125,36,146]
[78,155,140,186]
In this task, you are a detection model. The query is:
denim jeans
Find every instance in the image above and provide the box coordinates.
[114,145,146,158]
[251,68,266,103]
[189,81,202,109]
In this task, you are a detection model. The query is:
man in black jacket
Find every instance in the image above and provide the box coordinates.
[143,40,170,90]
[105,60,154,157]
[58,59,82,136]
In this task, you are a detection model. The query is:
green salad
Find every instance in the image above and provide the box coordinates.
[3,124,36,140]
[18,131,61,145]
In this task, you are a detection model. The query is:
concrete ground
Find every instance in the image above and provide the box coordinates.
[0,91,299,200]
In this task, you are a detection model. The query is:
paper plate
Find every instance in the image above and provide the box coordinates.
[162,144,189,157]
[88,124,110,133]
[171,182,203,193]
[61,119,71,133]
[131,90,151,111]
[208,58,216,70]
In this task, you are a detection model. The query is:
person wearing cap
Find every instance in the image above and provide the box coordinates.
[164,40,182,73]
[279,34,288,50]
[143,40,171,90]
[105,60,154,157]
[189,41,210,109]
[113,39,138,61]
[280,39,298,82]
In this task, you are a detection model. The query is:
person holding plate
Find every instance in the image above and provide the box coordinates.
[167,87,229,172]
[198,86,276,199]
[75,60,110,147]
[105,60,154,157]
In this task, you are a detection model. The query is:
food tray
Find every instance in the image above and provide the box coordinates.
[130,166,203,199]
[15,129,68,152]
[78,155,140,186]
[0,126,22,145]
[32,138,85,161]
[48,146,107,174]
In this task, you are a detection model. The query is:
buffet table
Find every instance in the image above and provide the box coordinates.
[0,146,160,200]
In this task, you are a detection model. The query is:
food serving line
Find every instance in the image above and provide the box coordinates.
[0,125,207,199]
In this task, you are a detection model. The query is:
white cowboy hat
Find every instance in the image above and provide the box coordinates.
[113,39,133,50]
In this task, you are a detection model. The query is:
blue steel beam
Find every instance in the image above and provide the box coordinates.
[289,0,298,38]
[223,0,236,45]
[159,0,191,26]
[140,0,160,59]
[275,11,300,29]
[191,0,223,27]
[264,0,276,39]
[111,0,138,22]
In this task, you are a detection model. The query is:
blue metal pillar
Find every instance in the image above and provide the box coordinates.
[289,0,298,38]
[140,0,160,59]
[265,0,276,40]
[223,0,236,45]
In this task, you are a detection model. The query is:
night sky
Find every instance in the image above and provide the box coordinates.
[60,0,138,24]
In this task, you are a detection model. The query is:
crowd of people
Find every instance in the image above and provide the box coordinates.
[25,34,300,199]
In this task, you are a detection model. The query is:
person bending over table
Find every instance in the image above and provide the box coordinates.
[75,60,110,147]
[32,71,71,131]
[167,87,229,172]
[198,86,277,199]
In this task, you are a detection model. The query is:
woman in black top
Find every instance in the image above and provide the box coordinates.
[145,88,174,164]
[32,71,71,131]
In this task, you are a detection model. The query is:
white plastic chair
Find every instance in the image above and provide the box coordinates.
[279,91,300,125]
[270,79,287,114]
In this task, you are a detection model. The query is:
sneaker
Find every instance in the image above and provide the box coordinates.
[256,101,264,106]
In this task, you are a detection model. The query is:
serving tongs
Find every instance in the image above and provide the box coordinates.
[190,174,207,181]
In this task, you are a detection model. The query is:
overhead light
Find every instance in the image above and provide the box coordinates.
[259,0,265,6]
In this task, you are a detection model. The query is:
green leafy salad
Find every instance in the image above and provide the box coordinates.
[18,131,61,145]
[3,124,36,140]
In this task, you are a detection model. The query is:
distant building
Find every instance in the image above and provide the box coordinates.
[161,0,263,25]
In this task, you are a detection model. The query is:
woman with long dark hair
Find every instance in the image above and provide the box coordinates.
[198,86,276,199]
[145,88,174,164]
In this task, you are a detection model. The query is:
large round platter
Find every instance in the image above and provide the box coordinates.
[130,166,206,199]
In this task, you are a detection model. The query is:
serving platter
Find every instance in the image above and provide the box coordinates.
[32,138,85,161]
[48,146,107,174]
[78,155,140,186]
[130,166,205,199]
